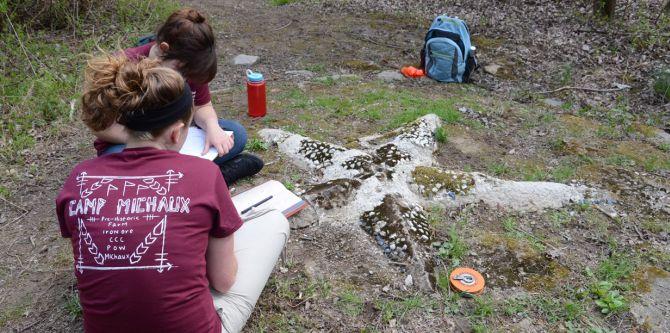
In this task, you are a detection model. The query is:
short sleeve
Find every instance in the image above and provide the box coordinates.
[123,43,153,61]
[190,81,212,106]
[210,170,243,238]
[55,176,75,238]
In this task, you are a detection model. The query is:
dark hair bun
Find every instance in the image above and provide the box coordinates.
[185,9,206,24]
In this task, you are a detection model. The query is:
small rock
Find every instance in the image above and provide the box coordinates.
[404,274,413,287]
[233,54,259,66]
[279,266,288,273]
[581,44,591,52]
[376,70,404,81]
[382,285,391,293]
[595,204,618,219]
[542,98,564,108]
[547,248,563,259]
[484,64,501,75]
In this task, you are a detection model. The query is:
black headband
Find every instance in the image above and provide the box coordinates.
[121,83,192,132]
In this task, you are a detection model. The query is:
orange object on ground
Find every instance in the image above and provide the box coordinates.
[450,267,485,295]
[401,66,425,78]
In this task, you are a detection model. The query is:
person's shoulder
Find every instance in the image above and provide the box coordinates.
[124,42,153,61]
[63,156,103,181]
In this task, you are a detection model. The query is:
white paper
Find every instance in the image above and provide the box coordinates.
[231,180,306,217]
[179,127,233,160]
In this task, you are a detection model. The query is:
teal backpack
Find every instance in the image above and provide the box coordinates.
[420,15,477,83]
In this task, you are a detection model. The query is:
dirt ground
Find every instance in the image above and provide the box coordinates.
[1,0,669,332]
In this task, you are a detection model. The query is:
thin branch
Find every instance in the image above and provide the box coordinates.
[4,13,36,76]
[0,211,29,230]
[0,196,29,213]
[269,20,292,32]
[539,85,630,94]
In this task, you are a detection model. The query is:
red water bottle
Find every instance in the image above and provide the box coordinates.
[246,69,267,117]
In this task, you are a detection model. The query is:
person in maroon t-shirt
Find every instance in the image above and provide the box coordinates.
[57,55,289,332]
[92,8,262,185]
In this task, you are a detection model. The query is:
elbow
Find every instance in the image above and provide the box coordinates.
[211,276,236,293]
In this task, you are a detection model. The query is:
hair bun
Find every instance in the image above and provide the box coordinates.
[185,9,205,24]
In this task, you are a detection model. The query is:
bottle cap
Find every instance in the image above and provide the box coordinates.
[450,267,485,295]
[246,69,264,82]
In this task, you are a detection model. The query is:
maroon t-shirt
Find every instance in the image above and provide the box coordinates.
[93,43,212,155]
[56,147,242,333]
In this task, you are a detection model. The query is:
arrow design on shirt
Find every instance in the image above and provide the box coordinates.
[79,218,105,265]
[76,170,183,197]
[129,216,167,266]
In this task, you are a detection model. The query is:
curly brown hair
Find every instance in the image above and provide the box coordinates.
[80,54,192,138]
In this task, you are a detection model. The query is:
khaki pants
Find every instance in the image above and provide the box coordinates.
[211,210,290,333]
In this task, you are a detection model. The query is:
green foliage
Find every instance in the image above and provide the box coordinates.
[245,138,268,152]
[521,164,548,181]
[630,12,670,51]
[591,281,627,315]
[431,225,467,266]
[1,0,179,161]
[595,252,637,285]
[487,162,510,176]
[281,181,295,191]
[559,63,573,86]
[606,154,636,167]
[270,0,300,6]
[435,127,448,143]
[551,163,576,182]
[0,185,9,198]
[549,210,572,228]
[375,295,435,324]
[64,290,82,318]
[472,296,494,318]
[277,83,462,130]
[336,289,364,316]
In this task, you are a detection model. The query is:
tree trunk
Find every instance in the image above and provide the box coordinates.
[593,0,617,19]
[664,0,670,14]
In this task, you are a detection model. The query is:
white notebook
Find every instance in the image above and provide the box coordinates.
[232,180,308,218]
[179,127,233,160]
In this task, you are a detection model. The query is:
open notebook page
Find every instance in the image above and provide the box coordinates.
[231,180,308,218]
[179,127,233,160]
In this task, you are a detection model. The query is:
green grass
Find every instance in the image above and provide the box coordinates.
[487,162,511,176]
[336,289,365,317]
[431,225,468,266]
[269,0,300,6]
[595,252,638,286]
[0,0,180,162]
[245,138,268,152]
[64,290,82,318]
[435,127,448,143]
[551,163,576,182]
[375,295,435,324]
[501,217,546,252]
[520,163,548,181]
[275,83,463,130]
